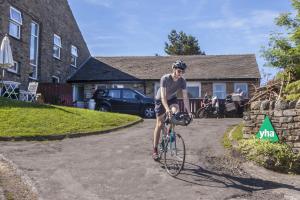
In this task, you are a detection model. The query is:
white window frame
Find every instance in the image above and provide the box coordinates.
[9,7,22,39]
[71,45,78,67]
[53,34,62,59]
[234,82,248,98]
[29,22,39,80]
[213,83,227,99]
[29,21,39,66]
[186,82,201,98]
[154,82,160,98]
[52,76,60,83]
[7,61,19,74]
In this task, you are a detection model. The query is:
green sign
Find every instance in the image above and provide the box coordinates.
[256,116,279,142]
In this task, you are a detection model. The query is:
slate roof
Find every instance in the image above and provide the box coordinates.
[68,54,260,83]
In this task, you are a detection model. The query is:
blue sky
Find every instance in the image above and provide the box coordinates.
[68,0,294,83]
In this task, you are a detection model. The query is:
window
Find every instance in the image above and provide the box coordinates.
[112,84,124,88]
[108,90,121,98]
[7,61,19,73]
[29,22,39,79]
[53,34,62,59]
[234,83,248,98]
[213,83,226,99]
[30,22,39,66]
[71,45,78,67]
[154,82,160,98]
[123,90,137,99]
[73,85,84,101]
[9,7,22,39]
[187,82,201,98]
[52,76,60,83]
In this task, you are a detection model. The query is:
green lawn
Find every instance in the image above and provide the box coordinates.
[0,97,141,137]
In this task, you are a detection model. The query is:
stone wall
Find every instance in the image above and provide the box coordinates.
[243,99,300,152]
[0,0,90,89]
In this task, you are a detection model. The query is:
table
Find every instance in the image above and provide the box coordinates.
[0,81,21,100]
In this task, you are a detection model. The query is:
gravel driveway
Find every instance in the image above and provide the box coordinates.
[0,119,300,200]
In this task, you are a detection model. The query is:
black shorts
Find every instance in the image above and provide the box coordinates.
[154,98,178,117]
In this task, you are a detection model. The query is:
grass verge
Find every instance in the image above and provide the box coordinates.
[222,123,300,174]
[0,97,141,137]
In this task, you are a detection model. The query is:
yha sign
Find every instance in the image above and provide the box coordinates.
[255,116,279,143]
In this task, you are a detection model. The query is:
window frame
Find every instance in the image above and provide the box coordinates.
[234,82,248,98]
[28,21,39,80]
[7,61,19,74]
[71,45,78,67]
[186,82,201,98]
[154,82,160,98]
[213,82,227,99]
[29,21,39,66]
[9,7,22,39]
[53,34,62,59]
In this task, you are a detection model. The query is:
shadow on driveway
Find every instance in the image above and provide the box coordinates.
[175,162,300,193]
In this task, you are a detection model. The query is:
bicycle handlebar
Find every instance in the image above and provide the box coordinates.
[165,112,192,126]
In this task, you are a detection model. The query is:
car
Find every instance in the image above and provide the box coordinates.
[93,88,155,118]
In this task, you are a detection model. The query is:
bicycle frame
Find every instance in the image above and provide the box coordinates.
[160,122,177,157]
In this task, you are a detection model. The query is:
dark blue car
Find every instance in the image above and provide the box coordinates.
[93,88,155,118]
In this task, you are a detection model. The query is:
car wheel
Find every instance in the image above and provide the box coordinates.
[99,105,110,112]
[144,106,155,118]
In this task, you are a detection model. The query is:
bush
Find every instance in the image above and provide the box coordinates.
[285,80,300,101]
[238,137,300,174]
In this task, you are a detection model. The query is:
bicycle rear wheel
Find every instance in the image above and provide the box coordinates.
[164,133,185,177]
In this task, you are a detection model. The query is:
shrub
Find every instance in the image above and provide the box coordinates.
[238,137,300,174]
[285,80,300,101]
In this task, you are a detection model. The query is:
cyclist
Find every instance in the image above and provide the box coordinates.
[152,60,192,161]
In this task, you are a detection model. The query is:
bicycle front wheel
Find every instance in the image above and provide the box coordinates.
[164,133,186,177]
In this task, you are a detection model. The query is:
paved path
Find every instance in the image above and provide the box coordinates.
[0,119,300,200]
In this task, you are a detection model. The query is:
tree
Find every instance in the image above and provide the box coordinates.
[164,30,205,55]
[262,0,300,82]
[262,0,300,100]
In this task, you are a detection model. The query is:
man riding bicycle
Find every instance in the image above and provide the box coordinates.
[152,60,192,161]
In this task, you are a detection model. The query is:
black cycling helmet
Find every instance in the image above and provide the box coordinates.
[172,60,187,70]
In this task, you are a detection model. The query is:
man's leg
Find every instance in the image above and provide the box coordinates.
[170,104,179,114]
[153,114,164,160]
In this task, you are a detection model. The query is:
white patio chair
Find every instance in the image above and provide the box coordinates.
[19,82,40,102]
[1,81,21,99]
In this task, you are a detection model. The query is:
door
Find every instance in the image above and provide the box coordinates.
[107,89,123,112]
[121,89,141,114]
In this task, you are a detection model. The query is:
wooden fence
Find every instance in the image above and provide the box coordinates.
[37,83,73,106]
[178,98,226,114]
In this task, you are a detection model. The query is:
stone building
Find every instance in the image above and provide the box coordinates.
[0,0,90,89]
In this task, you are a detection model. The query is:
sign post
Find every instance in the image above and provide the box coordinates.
[256,116,279,142]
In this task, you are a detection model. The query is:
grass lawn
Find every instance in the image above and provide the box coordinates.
[0,97,141,137]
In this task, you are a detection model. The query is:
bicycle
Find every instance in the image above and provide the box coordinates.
[157,112,192,177]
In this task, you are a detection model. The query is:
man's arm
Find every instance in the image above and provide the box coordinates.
[182,89,191,115]
[161,87,171,114]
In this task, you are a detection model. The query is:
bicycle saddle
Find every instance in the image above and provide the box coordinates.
[166,112,192,126]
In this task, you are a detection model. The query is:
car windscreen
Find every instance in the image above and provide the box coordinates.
[134,90,146,98]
